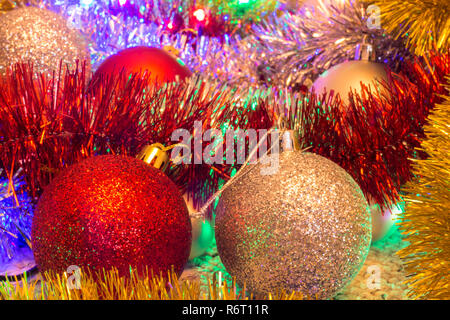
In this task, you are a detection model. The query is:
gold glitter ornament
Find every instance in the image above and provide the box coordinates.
[312,60,389,105]
[0,6,90,76]
[215,151,372,299]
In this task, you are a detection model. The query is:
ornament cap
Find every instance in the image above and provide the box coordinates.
[137,143,170,172]
[281,130,300,152]
[355,36,376,62]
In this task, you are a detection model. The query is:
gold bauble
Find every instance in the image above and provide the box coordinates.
[215,151,372,299]
[369,198,401,243]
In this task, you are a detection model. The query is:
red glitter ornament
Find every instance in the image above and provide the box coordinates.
[92,46,192,86]
[31,155,191,278]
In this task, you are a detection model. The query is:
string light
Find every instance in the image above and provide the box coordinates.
[193,8,206,22]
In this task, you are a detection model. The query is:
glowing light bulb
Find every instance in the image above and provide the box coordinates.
[193,9,206,22]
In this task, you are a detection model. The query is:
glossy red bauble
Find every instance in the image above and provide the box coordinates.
[93,46,192,85]
[31,155,191,278]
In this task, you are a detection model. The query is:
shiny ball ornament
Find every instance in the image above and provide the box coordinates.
[183,194,214,260]
[189,218,214,260]
[31,155,191,278]
[312,60,389,105]
[0,7,90,76]
[93,46,192,85]
[215,152,372,299]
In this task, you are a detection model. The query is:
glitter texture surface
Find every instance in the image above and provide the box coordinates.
[0,7,90,76]
[31,155,191,278]
[215,152,372,299]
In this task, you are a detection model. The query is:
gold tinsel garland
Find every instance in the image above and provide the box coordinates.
[198,0,279,23]
[374,0,450,56]
[398,77,450,300]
